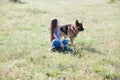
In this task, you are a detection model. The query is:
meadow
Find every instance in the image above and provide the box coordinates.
[0,0,120,80]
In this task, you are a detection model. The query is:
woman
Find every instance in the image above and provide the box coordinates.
[50,18,70,52]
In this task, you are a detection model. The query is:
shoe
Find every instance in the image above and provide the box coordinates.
[68,48,77,54]
[49,47,56,52]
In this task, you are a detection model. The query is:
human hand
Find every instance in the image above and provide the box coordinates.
[61,43,64,49]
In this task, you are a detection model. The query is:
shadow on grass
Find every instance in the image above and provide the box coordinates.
[55,48,76,55]
[0,43,4,45]
[10,0,26,4]
[51,42,104,56]
[78,42,105,55]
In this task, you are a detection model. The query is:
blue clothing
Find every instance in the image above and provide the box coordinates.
[51,39,68,49]
[54,27,60,39]
[51,27,69,49]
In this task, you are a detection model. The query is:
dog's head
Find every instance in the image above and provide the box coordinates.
[75,20,84,31]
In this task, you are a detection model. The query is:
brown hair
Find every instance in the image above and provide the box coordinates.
[50,18,58,42]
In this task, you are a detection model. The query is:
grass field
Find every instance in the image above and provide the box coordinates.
[0,0,120,80]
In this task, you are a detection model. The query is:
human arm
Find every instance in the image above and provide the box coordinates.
[53,33,64,48]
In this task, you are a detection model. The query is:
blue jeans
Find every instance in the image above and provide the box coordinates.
[51,39,68,49]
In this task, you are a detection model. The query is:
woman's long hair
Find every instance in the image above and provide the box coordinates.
[50,18,58,43]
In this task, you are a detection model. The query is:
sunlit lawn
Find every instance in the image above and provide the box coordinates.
[0,0,120,80]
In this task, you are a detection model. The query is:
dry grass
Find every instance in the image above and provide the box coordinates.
[0,0,120,80]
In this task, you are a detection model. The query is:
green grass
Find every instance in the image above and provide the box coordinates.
[0,0,120,80]
[107,0,117,3]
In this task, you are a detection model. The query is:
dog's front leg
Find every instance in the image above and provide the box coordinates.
[63,34,66,39]
[70,37,74,46]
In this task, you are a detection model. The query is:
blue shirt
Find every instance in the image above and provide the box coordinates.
[54,27,60,39]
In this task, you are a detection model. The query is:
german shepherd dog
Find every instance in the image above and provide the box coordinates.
[60,20,84,45]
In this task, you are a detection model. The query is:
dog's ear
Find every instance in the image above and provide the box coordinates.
[75,20,79,26]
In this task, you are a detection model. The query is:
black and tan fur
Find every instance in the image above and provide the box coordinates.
[60,20,84,45]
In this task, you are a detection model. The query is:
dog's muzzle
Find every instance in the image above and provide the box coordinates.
[78,28,84,31]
